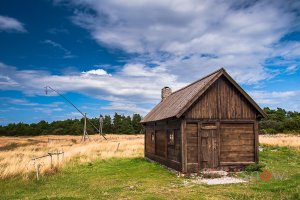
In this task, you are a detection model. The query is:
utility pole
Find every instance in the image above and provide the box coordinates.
[82,113,90,141]
[99,114,103,135]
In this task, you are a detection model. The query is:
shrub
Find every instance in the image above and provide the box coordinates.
[245,163,266,172]
[202,172,223,179]
[260,128,277,134]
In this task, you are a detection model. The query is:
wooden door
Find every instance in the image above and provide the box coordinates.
[200,124,219,169]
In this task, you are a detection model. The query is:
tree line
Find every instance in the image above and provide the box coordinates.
[259,107,300,134]
[0,113,144,136]
[0,107,299,136]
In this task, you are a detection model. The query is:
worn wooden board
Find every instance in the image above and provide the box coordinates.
[200,124,219,169]
[167,129,181,162]
[220,123,255,163]
[185,77,258,120]
[145,127,155,154]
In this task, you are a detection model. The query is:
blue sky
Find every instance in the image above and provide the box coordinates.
[0,0,299,125]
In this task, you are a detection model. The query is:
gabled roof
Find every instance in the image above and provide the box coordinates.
[141,68,267,123]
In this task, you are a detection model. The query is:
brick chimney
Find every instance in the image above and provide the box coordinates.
[161,86,172,101]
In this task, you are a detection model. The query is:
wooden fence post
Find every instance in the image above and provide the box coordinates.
[35,163,40,180]
[57,150,59,167]
[49,154,53,168]
[31,149,66,180]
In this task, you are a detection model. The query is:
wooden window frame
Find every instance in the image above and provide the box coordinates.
[168,129,175,146]
[151,132,155,142]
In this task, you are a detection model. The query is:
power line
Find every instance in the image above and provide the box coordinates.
[45,86,107,140]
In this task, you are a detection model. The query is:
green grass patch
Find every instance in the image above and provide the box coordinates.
[1,146,299,200]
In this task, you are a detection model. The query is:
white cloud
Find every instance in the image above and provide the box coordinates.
[0,62,186,115]
[1,60,300,115]
[63,0,300,85]
[101,101,150,115]
[249,90,300,111]
[42,39,75,58]
[0,96,66,119]
[0,96,64,109]
[0,15,26,32]
[121,63,169,77]
[285,65,299,74]
[82,69,111,76]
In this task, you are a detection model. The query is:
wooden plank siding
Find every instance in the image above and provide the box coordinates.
[219,123,255,164]
[185,76,257,120]
[167,129,181,163]
[185,82,218,119]
[186,123,198,172]
[144,119,182,171]
[182,75,258,172]
[145,126,155,154]
[155,130,166,157]
[181,119,187,173]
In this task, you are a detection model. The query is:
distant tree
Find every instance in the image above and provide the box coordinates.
[103,115,113,134]
[36,120,49,135]
[120,116,134,134]
[113,113,122,134]
[132,114,143,134]
[260,107,300,134]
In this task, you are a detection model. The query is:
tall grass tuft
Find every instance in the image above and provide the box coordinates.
[259,134,300,151]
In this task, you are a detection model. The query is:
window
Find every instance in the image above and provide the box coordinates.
[168,130,175,145]
[151,132,155,142]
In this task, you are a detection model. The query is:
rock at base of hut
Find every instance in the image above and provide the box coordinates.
[192,177,247,185]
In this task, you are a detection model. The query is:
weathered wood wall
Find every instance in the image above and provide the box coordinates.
[219,123,255,165]
[185,76,257,120]
[181,75,258,172]
[145,125,155,154]
[144,119,182,171]
[167,129,181,162]
[155,130,166,157]
[186,123,198,172]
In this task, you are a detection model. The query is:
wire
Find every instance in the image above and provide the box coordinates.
[45,86,107,140]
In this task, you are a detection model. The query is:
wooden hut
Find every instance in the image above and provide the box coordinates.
[141,68,267,173]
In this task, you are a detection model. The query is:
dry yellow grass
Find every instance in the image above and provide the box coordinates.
[0,134,144,179]
[1,134,299,179]
[259,134,300,151]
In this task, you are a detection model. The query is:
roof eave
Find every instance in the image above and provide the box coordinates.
[141,116,179,124]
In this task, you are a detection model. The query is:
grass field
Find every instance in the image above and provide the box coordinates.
[0,134,143,179]
[0,134,299,199]
[260,134,300,151]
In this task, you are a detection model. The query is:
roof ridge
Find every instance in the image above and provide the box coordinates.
[170,67,224,95]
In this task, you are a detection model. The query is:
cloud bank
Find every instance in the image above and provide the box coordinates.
[0,15,26,32]
[0,62,186,115]
[66,0,300,84]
